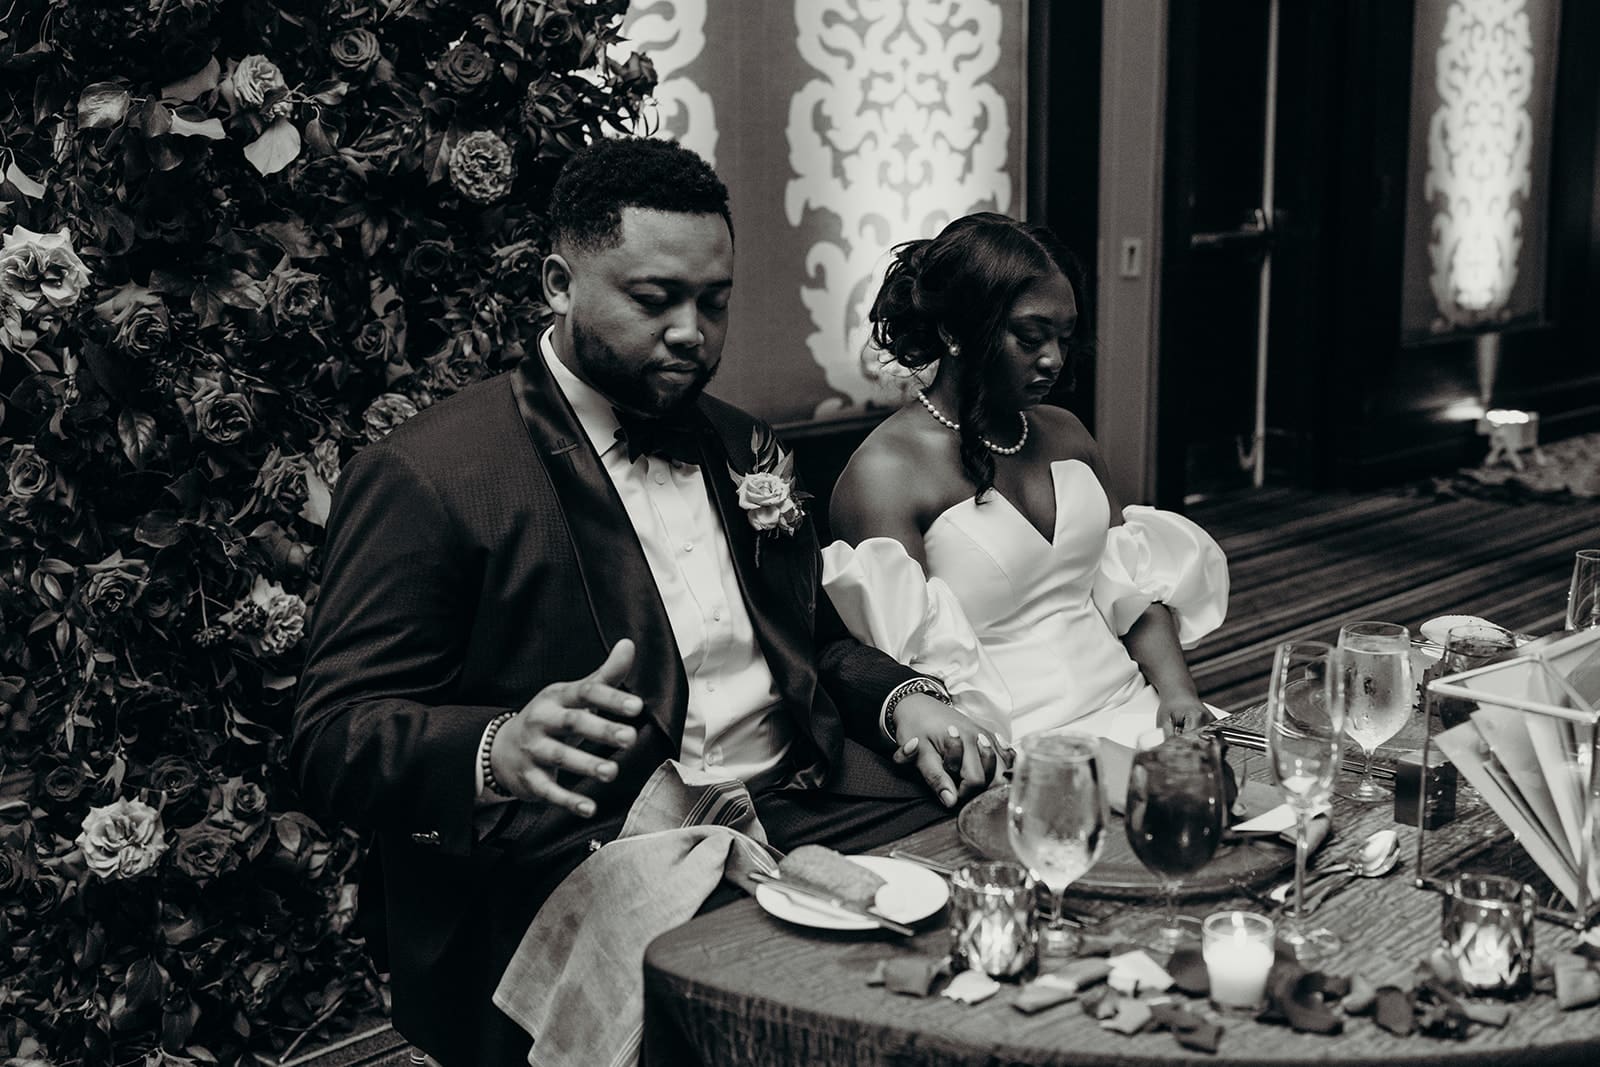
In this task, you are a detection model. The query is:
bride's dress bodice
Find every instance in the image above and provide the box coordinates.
[923,460,1150,740]
[822,459,1229,745]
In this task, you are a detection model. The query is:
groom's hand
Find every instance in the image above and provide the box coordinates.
[489,639,645,817]
[891,695,1005,807]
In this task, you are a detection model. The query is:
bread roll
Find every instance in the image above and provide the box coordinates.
[778,844,886,907]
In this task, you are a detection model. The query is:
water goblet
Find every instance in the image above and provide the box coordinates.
[1336,621,1413,803]
[1266,640,1346,965]
[1567,549,1600,631]
[1007,732,1106,957]
[1125,733,1226,951]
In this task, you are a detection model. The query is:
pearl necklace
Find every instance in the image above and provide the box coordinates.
[914,390,1029,455]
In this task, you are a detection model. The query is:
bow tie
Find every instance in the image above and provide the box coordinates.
[612,408,701,467]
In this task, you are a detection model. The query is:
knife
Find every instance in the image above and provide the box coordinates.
[749,871,916,936]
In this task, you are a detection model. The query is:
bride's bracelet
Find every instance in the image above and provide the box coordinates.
[880,677,952,745]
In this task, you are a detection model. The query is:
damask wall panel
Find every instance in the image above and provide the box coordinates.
[1400,0,1561,340]
[622,0,1027,426]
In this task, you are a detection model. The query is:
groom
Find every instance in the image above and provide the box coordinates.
[291,138,986,1066]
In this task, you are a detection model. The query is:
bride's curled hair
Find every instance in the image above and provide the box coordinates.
[868,212,1088,500]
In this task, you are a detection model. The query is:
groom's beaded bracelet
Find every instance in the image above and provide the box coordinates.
[880,677,953,745]
[480,711,517,800]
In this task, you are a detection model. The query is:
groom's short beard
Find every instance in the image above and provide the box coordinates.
[572,318,716,418]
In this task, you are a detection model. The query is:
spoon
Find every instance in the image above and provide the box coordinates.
[1268,828,1401,906]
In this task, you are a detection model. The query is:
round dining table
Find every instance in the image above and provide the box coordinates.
[641,740,1600,1066]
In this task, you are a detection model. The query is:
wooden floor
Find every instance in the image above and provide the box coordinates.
[1186,485,1600,711]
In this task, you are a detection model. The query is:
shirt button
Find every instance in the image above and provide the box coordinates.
[654,472,667,485]
[712,609,723,622]
[682,541,695,553]
[705,746,722,767]
[706,681,718,693]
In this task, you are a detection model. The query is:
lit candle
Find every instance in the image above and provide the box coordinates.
[1202,911,1275,1012]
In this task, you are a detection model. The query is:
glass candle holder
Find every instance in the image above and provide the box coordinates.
[1202,911,1275,1013]
[1441,874,1535,998]
[949,861,1038,980]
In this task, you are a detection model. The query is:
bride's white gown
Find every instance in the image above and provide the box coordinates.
[822,459,1229,747]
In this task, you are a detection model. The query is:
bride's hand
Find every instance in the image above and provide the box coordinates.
[890,695,1007,807]
[1158,696,1209,735]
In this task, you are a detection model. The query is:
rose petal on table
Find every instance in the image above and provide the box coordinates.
[1151,1004,1224,1054]
[1099,996,1155,1035]
[1267,962,1344,1034]
[1165,948,1209,997]
[868,955,952,996]
[942,969,1001,1004]
[1107,950,1174,995]
[1459,1000,1511,1027]
[1554,954,1600,1010]
[1082,986,1119,1019]
[1341,973,1378,1015]
[1374,987,1416,1035]
[1014,973,1081,1014]
[1055,957,1113,991]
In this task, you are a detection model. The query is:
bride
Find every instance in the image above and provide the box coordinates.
[823,213,1229,782]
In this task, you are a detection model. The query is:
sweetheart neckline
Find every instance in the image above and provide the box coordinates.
[927,458,1097,548]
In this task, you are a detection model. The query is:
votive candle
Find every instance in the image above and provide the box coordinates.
[1202,911,1275,1012]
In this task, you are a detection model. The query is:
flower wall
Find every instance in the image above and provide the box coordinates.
[0,2,654,1063]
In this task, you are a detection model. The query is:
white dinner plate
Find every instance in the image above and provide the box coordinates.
[755,855,948,931]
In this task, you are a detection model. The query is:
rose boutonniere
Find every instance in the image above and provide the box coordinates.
[729,426,811,564]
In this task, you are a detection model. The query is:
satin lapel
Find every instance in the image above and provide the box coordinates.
[509,356,687,744]
[694,414,820,725]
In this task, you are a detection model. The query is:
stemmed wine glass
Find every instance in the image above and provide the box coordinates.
[1125,732,1226,950]
[1336,621,1413,803]
[1266,640,1346,964]
[1008,733,1106,957]
[1567,549,1600,631]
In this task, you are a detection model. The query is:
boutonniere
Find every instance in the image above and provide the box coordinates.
[729,426,810,564]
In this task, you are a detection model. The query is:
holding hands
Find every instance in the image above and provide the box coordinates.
[891,694,1010,807]
[489,639,645,817]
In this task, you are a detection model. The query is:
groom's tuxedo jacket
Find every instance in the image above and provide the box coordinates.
[291,351,923,1060]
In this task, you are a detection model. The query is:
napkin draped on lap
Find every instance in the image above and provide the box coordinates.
[492,761,777,1067]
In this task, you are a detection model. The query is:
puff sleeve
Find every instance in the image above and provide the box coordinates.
[821,537,1012,737]
[1092,506,1229,647]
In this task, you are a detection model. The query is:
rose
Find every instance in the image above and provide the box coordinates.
[424,346,486,394]
[231,54,287,110]
[138,576,181,622]
[77,797,167,879]
[96,285,170,357]
[520,79,579,134]
[82,552,150,617]
[263,266,325,327]
[170,824,240,882]
[41,762,86,804]
[190,375,256,445]
[242,960,289,1014]
[353,319,399,363]
[492,239,541,279]
[362,392,418,441]
[6,444,52,499]
[405,240,453,281]
[20,872,65,918]
[447,131,516,204]
[0,226,92,312]
[734,471,803,534]
[254,447,309,512]
[614,51,657,96]
[259,588,307,655]
[147,755,202,806]
[309,439,342,487]
[330,28,380,72]
[222,777,269,821]
[435,42,493,94]
[0,845,25,892]
[538,11,581,50]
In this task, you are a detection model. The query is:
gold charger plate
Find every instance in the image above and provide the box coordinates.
[957,784,1296,900]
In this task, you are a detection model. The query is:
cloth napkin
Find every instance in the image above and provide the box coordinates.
[492,761,777,1067]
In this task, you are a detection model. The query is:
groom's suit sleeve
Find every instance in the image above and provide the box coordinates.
[292,442,511,860]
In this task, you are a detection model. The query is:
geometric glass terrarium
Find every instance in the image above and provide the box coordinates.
[1420,627,1600,930]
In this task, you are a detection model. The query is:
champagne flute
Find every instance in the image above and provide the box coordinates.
[1008,733,1105,957]
[1568,549,1600,631]
[1336,621,1413,803]
[1125,733,1225,951]
[1266,640,1346,965]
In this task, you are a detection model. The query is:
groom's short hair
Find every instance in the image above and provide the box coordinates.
[548,137,733,252]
